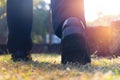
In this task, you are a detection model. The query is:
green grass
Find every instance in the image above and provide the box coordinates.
[0,54,120,80]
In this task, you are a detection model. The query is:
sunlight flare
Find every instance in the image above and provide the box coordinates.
[85,0,120,21]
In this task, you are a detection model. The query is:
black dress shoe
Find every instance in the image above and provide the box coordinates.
[61,17,91,65]
[11,51,32,62]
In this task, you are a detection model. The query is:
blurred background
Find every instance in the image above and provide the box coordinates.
[0,0,120,56]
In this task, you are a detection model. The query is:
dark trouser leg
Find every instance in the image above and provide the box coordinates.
[51,0,86,38]
[51,0,91,64]
[7,0,33,54]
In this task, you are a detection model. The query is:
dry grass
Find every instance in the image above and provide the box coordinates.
[0,54,120,80]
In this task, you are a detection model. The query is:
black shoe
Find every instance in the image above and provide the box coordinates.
[11,51,32,62]
[61,17,91,65]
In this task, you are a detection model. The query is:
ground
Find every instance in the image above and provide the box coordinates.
[0,54,120,80]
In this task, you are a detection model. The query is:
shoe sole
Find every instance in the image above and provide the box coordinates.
[61,33,91,65]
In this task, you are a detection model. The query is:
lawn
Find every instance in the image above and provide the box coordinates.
[0,54,120,80]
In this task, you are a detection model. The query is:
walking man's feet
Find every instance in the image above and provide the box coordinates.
[11,51,32,62]
[61,17,91,65]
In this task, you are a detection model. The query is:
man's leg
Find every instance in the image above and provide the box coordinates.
[51,0,91,64]
[7,0,33,61]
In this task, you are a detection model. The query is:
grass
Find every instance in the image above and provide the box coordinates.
[0,54,120,80]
